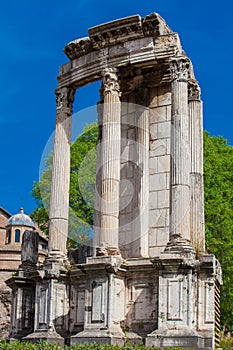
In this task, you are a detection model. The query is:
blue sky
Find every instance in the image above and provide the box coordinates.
[0,0,232,215]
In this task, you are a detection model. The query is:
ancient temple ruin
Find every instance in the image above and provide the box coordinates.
[7,13,222,349]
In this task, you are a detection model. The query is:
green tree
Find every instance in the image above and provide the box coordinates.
[203,130,233,331]
[31,122,98,247]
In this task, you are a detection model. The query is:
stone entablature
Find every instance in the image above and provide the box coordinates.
[59,14,184,89]
[65,13,172,60]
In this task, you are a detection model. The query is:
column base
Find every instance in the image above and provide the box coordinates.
[146,328,206,349]
[71,328,125,346]
[43,251,69,278]
[45,249,68,264]
[124,332,143,345]
[22,328,64,346]
[165,235,195,254]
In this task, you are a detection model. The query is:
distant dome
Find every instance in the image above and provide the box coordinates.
[7,208,35,228]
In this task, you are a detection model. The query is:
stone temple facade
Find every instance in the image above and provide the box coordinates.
[7,13,222,349]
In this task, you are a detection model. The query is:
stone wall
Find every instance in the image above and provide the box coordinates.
[148,84,171,255]
[0,209,10,246]
[0,272,12,338]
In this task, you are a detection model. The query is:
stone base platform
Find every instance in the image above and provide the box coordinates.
[146,328,207,349]
[22,328,65,347]
[71,328,125,346]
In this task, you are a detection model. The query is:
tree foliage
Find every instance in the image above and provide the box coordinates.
[203,131,233,331]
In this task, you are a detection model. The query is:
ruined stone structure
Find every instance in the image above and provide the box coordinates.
[7,14,222,349]
[0,208,47,338]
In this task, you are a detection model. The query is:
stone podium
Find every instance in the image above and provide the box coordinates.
[8,13,222,349]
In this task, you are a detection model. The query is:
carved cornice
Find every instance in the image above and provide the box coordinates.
[142,13,160,37]
[188,80,201,101]
[143,13,172,37]
[55,86,76,112]
[89,15,143,50]
[64,37,92,60]
[151,256,199,272]
[102,68,120,95]
[64,14,173,60]
[170,56,190,82]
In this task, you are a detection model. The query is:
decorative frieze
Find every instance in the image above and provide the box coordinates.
[64,14,174,61]
[89,15,143,50]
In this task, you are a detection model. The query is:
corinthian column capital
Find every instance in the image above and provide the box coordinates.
[170,56,190,82]
[102,68,120,95]
[55,86,76,113]
[188,80,201,101]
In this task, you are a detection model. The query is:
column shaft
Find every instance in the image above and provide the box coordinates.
[167,56,192,251]
[132,107,149,257]
[48,86,75,257]
[93,102,103,253]
[189,81,205,251]
[97,68,121,256]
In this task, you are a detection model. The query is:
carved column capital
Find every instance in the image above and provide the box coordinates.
[55,86,76,113]
[170,56,190,82]
[102,68,120,95]
[188,80,201,101]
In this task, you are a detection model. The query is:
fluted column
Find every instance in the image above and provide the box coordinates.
[96,68,121,256]
[188,80,205,251]
[132,107,149,257]
[93,101,103,254]
[48,86,75,258]
[166,56,193,252]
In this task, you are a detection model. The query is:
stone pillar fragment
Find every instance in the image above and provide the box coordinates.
[188,80,205,251]
[97,68,121,256]
[21,230,39,266]
[48,86,75,259]
[166,56,193,252]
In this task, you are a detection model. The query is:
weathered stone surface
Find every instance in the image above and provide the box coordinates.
[21,230,39,265]
[0,289,11,339]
